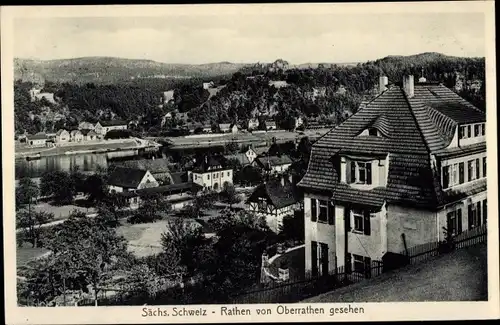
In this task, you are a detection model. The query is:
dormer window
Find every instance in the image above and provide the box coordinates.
[368,128,378,136]
[350,161,372,185]
[459,122,485,140]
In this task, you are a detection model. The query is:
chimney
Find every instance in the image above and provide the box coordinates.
[281,176,285,187]
[402,75,414,98]
[379,75,388,93]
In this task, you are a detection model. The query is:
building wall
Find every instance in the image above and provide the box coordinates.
[347,204,387,261]
[192,169,233,192]
[108,185,124,193]
[437,190,487,241]
[271,163,291,174]
[304,193,337,276]
[137,171,160,189]
[28,139,47,147]
[386,205,438,254]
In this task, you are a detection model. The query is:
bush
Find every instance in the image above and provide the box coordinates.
[104,129,132,139]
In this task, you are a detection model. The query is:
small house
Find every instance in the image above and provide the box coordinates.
[253,155,293,174]
[246,175,301,233]
[245,145,268,164]
[189,156,233,192]
[247,118,259,130]
[70,130,84,142]
[112,158,173,184]
[219,123,231,133]
[94,120,128,137]
[81,129,98,141]
[78,122,95,131]
[265,121,277,131]
[55,129,70,144]
[27,133,48,147]
[107,167,159,193]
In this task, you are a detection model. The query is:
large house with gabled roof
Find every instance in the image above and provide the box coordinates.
[188,156,233,192]
[297,75,487,278]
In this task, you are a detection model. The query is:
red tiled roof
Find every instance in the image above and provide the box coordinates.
[298,82,486,209]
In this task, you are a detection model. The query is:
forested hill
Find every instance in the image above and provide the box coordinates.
[14,52,485,135]
[14,57,250,84]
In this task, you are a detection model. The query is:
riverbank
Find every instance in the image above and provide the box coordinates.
[159,128,331,150]
[15,138,159,159]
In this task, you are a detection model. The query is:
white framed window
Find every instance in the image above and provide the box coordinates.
[318,200,328,223]
[353,211,364,233]
[350,161,372,185]
[446,208,462,236]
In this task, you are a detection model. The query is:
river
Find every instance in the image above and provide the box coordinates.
[14,149,165,180]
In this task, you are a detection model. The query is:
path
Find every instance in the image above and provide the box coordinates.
[304,244,487,302]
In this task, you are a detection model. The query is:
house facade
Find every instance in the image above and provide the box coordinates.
[297,75,487,278]
[27,133,48,147]
[107,167,159,193]
[81,129,98,141]
[112,158,173,185]
[70,130,84,142]
[95,120,128,137]
[189,156,233,192]
[248,118,259,130]
[78,121,95,130]
[247,176,302,233]
[55,129,70,144]
[254,155,293,174]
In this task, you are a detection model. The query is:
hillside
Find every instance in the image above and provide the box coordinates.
[14,57,250,84]
[14,52,485,136]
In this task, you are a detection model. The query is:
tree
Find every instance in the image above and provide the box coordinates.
[16,210,54,248]
[82,174,108,205]
[69,165,86,194]
[160,217,206,274]
[127,194,169,224]
[224,141,239,154]
[279,210,305,242]
[40,171,76,205]
[16,177,39,210]
[235,165,263,186]
[219,183,241,208]
[45,211,128,306]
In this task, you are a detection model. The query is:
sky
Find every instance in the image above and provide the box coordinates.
[13,11,485,64]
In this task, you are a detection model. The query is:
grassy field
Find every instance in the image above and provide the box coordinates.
[32,202,97,220]
[116,220,169,257]
[17,244,50,266]
[305,243,488,302]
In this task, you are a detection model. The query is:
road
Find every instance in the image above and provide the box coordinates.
[16,213,98,233]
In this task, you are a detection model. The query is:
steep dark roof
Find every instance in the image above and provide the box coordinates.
[246,178,300,209]
[193,156,227,173]
[108,167,149,188]
[224,153,250,166]
[98,120,128,127]
[113,158,171,174]
[28,132,48,140]
[170,171,187,184]
[80,129,97,136]
[298,83,485,209]
[255,155,293,169]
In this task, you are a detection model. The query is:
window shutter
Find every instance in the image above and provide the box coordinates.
[363,210,371,235]
[344,207,351,231]
[364,257,372,278]
[350,161,356,183]
[483,200,487,224]
[328,201,335,225]
[475,159,480,179]
[459,162,464,184]
[442,166,449,189]
[366,163,372,185]
[468,205,473,229]
[457,208,462,233]
[311,199,317,222]
[477,202,482,226]
[311,241,318,277]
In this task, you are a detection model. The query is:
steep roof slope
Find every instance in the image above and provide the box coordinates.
[298,82,485,209]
